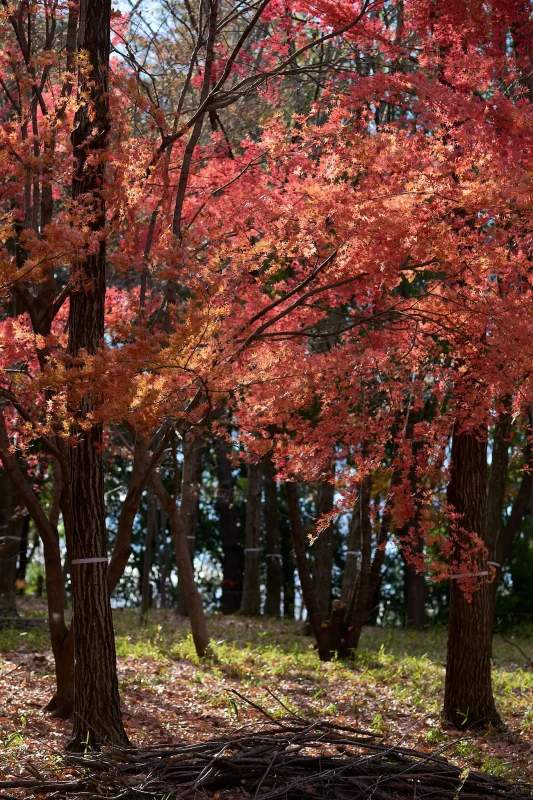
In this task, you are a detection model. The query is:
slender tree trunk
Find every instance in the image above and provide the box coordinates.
[66,0,128,750]
[157,505,169,608]
[16,514,30,593]
[443,427,501,729]
[152,472,210,656]
[281,506,295,618]
[0,471,23,618]
[176,437,204,615]
[141,484,156,620]
[312,471,335,622]
[286,483,332,660]
[403,557,427,628]
[240,461,263,616]
[341,477,371,607]
[215,438,242,614]
[263,455,282,617]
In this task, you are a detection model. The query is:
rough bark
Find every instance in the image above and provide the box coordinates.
[443,427,501,729]
[66,0,128,750]
[151,471,210,656]
[262,455,282,617]
[215,438,242,614]
[281,517,296,619]
[240,461,263,616]
[176,436,204,615]
[286,483,332,660]
[312,473,335,622]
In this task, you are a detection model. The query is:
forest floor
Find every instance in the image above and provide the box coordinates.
[0,601,532,790]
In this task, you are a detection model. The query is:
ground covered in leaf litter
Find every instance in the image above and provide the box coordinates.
[0,603,532,794]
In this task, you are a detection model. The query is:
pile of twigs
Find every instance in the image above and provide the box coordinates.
[2,694,532,799]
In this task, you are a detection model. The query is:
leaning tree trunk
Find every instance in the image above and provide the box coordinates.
[312,470,335,622]
[215,438,242,614]
[263,455,282,617]
[240,461,263,616]
[151,471,210,656]
[443,427,501,730]
[66,0,128,750]
[0,471,23,619]
[286,483,332,660]
[176,436,204,615]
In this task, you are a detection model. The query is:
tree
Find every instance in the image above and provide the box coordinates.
[240,461,263,616]
[66,0,129,750]
[444,426,501,729]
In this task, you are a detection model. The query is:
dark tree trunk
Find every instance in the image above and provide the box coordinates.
[403,557,427,629]
[312,472,335,622]
[176,437,204,615]
[16,514,30,592]
[0,471,23,618]
[263,455,282,617]
[66,0,128,750]
[281,499,295,619]
[443,427,501,729]
[286,483,332,660]
[240,461,262,616]
[157,505,169,608]
[215,438,242,614]
[141,484,157,620]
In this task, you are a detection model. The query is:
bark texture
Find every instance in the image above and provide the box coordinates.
[67,0,128,750]
[443,427,501,729]
[263,455,282,617]
[240,461,263,616]
[215,438,242,614]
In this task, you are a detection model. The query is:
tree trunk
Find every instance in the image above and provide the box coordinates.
[312,472,335,622]
[240,461,263,616]
[0,416,74,718]
[403,557,427,629]
[141,484,156,620]
[341,477,371,607]
[215,438,242,614]
[286,483,332,660]
[0,471,23,618]
[66,0,128,750]
[176,437,204,615]
[152,472,210,656]
[157,505,169,608]
[443,427,501,729]
[16,514,30,593]
[263,455,282,617]
[281,504,295,619]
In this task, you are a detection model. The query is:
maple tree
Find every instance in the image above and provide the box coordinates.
[2,0,533,748]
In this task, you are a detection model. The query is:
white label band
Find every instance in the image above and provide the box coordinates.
[72,557,108,565]
[450,570,488,580]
